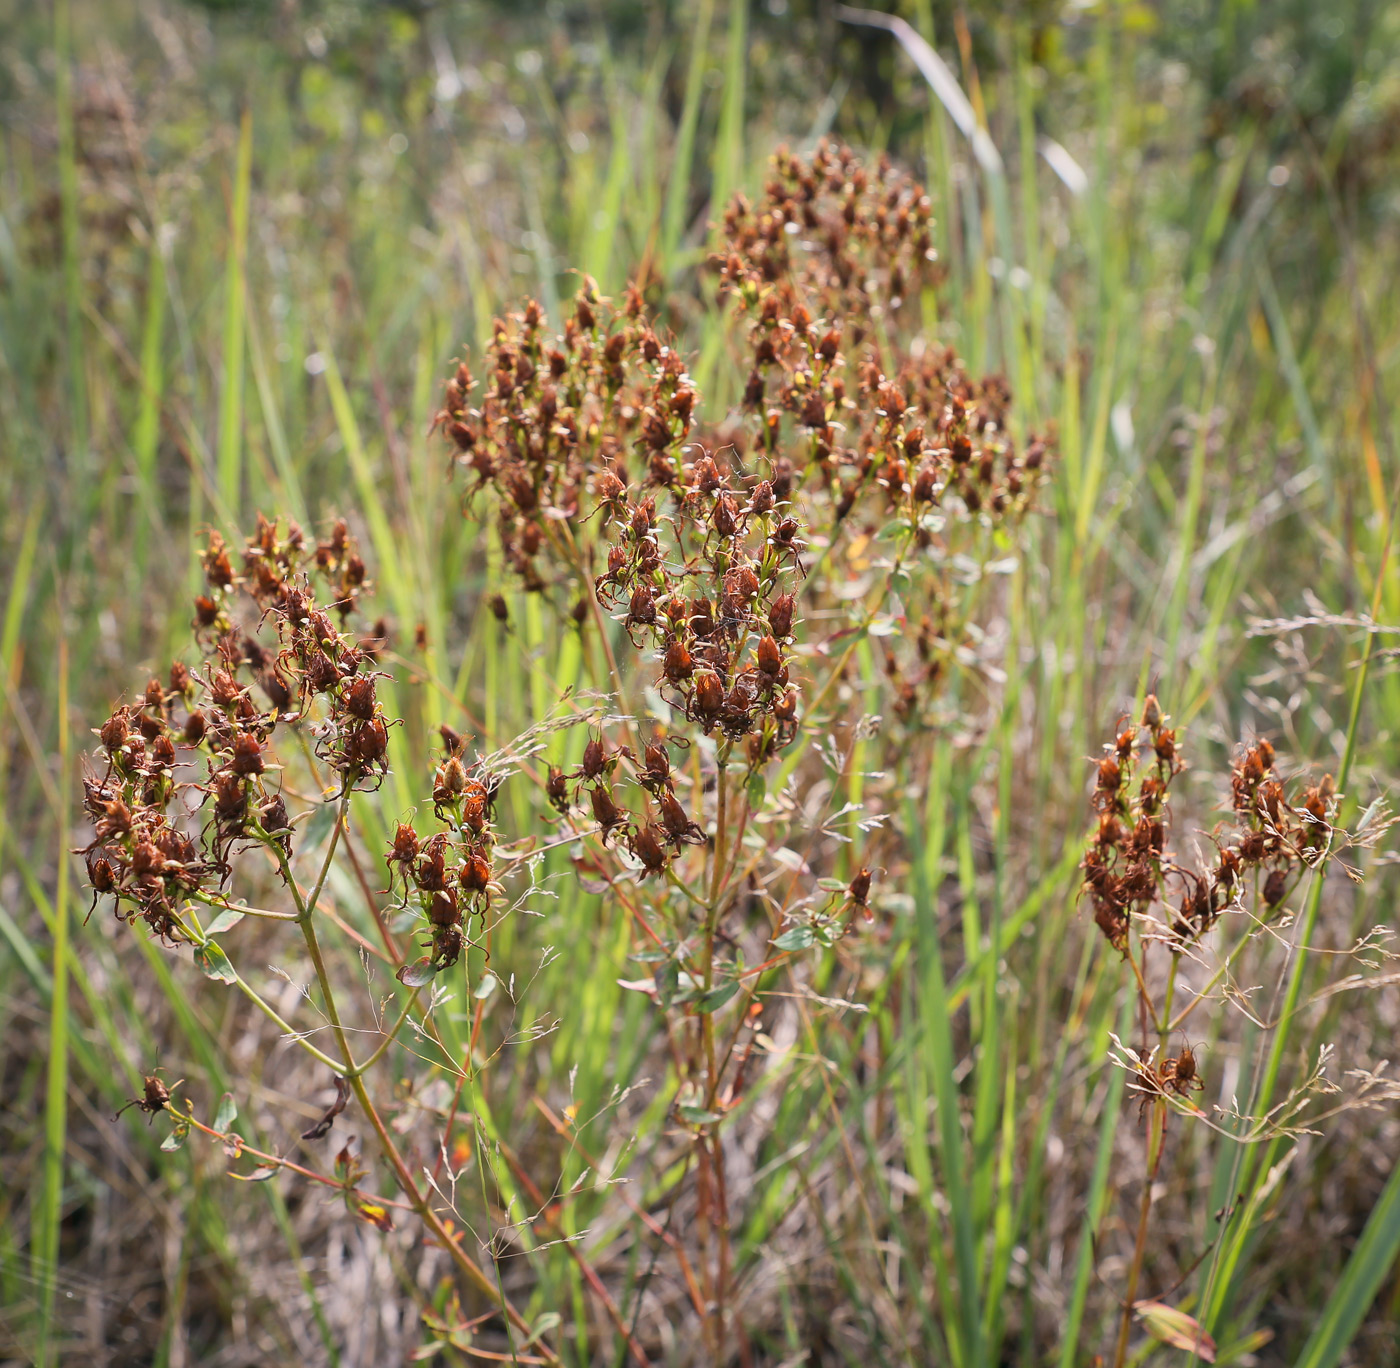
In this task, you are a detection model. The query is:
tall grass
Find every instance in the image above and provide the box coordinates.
[1,1,1398,1364]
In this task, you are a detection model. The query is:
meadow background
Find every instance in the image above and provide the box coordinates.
[3,0,1400,1364]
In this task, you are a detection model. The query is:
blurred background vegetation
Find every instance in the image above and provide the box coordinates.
[2,0,1400,1364]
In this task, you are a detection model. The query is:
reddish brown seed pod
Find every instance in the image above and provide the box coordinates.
[416,836,449,891]
[100,710,130,752]
[1096,755,1121,795]
[460,849,492,896]
[460,778,490,834]
[728,564,760,603]
[690,598,716,640]
[1263,868,1288,908]
[1141,694,1163,729]
[579,736,611,782]
[773,688,798,725]
[344,674,377,720]
[663,638,694,683]
[659,789,706,846]
[713,493,739,539]
[693,672,724,725]
[230,732,266,777]
[639,741,671,791]
[429,887,461,927]
[848,868,873,905]
[130,838,165,880]
[347,717,389,768]
[177,705,204,744]
[547,766,570,812]
[768,593,796,641]
[388,822,420,868]
[755,635,785,680]
[628,824,670,878]
[115,1074,173,1123]
[589,785,626,838]
[627,584,657,629]
[434,756,468,805]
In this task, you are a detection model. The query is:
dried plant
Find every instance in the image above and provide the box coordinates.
[74,138,1389,1365]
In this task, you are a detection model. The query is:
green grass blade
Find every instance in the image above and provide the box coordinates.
[33,645,71,1368]
[661,0,714,269]
[1294,1157,1400,1368]
[217,109,253,520]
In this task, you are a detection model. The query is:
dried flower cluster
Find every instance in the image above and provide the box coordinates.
[388,731,505,984]
[79,516,395,940]
[1083,699,1334,957]
[77,142,1080,1365]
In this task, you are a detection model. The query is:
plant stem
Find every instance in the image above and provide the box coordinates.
[1113,1098,1166,1368]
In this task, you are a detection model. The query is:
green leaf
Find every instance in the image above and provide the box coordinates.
[473,971,498,1000]
[678,1104,724,1126]
[396,957,437,988]
[213,1092,238,1132]
[302,799,339,854]
[652,960,679,1008]
[699,980,740,1013]
[746,769,768,809]
[160,1121,188,1152]
[773,926,815,952]
[668,972,703,1006]
[522,1312,562,1350]
[194,940,237,984]
[204,908,245,936]
[1294,1154,1400,1368]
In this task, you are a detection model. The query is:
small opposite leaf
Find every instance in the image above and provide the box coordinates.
[302,1075,352,1141]
[521,1312,562,1351]
[746,770,768,809]
[699,980,741,1013]
[355,1199,394,1232]
[161,1121,188,1152]
[302,800,339,853]
[1134,1302,1216,1362]
[213,1092,238,1132]
[234,1165,279,1182]
[770,847,810,875]
[678,1104,724,1126]
[194,940,237,984]
[773,926,816,952]
[396,957,438,988]
[204,908,245,936]
[653,960,679,1009]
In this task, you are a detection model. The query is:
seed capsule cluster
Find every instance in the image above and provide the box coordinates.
[387,727,505,980]
[79,517,392,941]
[1083,700,1336,955]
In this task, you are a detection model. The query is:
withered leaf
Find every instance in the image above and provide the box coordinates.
[301,1074,351,1141]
